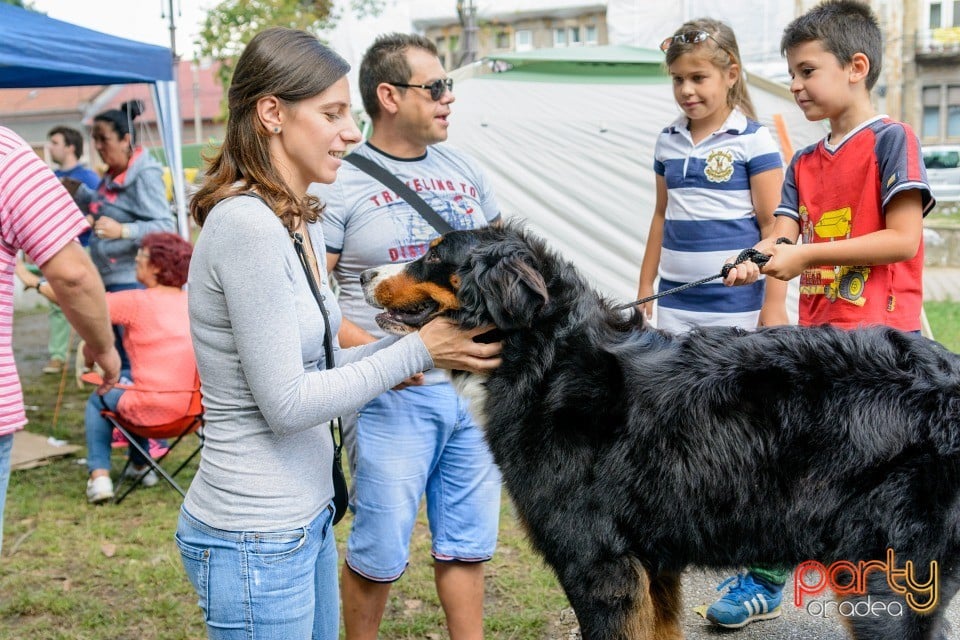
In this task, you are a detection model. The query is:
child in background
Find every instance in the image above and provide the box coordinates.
[718,0,934,631]
[638,18,787,334]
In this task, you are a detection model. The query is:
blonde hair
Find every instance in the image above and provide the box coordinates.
[664,18,756,121]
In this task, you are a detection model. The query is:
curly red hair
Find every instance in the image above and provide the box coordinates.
[140,232,193,288]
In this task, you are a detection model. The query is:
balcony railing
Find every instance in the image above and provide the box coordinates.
[916,27,960,57]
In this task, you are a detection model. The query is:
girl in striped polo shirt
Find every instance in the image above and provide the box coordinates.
[638,18,787,334]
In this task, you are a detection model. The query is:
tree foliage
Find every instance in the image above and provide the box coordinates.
[196,0,383,94]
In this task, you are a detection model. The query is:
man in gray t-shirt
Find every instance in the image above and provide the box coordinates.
[312,33,502,639]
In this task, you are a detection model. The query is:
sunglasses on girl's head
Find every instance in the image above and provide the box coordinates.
[659,30,723,53]
[387,77,454,101]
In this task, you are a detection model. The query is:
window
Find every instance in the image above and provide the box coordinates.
[585,24,598,44]
[954,0,960,26]
[568,26,581,45]
[949,85,960,137]
[931,1,943,28]
[554,28,567,47]
[449,34,460,54]
[496,31,510,49]
[515,29,532,51]
[924,86,942,138]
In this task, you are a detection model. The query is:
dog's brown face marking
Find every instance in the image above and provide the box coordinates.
[360,233,481,334]
[372,273,459,316]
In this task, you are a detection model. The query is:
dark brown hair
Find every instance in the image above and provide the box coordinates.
[141,232,193,288]
[664,18,756,121]
[190,27,350,231]
[94,100,144,146]
[360,33,439,120]
[47,125,85,157]
[781,0,882,90]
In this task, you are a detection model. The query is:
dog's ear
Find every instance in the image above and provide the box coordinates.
[458,238,549,329]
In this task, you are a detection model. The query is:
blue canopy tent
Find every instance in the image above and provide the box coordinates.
[0,3,189,238]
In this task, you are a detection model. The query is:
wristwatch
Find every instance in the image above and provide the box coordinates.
[120,224,132,240]
[34,278,47,291]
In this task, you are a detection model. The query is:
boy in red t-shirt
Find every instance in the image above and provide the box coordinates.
[725,0,934,331]
[715,0,935,630]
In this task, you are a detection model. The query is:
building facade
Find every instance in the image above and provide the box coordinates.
[909,0,960,144]
[414,3,608,70]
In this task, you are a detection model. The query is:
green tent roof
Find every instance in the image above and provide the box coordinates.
[480,44,667,83]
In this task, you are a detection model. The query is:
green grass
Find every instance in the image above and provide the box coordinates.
[926,301,960,352]
[3,302,959,640]
[1,309,570,640]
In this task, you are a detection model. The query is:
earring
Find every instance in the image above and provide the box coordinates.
[273,127,281,134]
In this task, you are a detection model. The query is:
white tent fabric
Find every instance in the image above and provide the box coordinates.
[152,81,189,238]
[445,55,826,321]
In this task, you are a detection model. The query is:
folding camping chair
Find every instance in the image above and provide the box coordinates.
[82,371,204,504]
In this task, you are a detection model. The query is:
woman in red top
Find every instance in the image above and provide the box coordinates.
[82,232,194,503]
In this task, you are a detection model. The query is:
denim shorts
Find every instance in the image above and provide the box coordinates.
[175,505,338,639]
[346,384,501,581]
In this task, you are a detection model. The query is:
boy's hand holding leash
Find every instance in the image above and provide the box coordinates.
[722,238,795,286]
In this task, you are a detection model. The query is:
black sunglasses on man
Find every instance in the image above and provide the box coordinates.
[387,77,454,101]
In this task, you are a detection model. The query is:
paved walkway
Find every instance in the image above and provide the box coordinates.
[924,266,960,302]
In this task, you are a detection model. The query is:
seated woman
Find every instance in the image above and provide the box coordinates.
[20,232,194,503]
[80,232,194,503]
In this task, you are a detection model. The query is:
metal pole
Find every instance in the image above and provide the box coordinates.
[164,0,178,61]
[457,0,478,67]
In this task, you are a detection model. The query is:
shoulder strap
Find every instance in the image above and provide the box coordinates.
[344,152,454,234]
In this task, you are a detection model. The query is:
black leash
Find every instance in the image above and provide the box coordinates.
[615,239,793,311]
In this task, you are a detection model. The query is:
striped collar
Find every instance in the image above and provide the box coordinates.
[664,107,750,139]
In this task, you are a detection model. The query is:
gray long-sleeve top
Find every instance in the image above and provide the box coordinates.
[183,195,433,531]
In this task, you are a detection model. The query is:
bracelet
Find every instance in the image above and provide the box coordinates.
[120,224,132,240]
[35,278,47,291]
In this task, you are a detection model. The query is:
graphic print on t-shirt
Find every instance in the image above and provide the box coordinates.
[798,205,871,307]
[386,191,478,263]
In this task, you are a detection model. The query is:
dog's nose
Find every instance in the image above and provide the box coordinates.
[360,269,377,286]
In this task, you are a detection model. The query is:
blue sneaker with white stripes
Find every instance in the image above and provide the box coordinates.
[706,572,783,628]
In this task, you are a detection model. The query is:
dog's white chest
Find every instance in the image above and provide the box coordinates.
[449,372,490,431]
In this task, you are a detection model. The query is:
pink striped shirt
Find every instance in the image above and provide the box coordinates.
[0,126,89,436]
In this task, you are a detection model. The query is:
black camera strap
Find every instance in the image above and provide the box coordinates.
[344,152,454,234]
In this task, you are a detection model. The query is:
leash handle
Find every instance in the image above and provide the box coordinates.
[719,237,794,279]
[616,237,794,311]
[720,248,770,279]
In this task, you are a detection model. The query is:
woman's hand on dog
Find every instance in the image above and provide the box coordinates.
[419,318,502,374]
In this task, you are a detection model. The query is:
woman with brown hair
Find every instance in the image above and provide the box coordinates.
[176,27,500,639]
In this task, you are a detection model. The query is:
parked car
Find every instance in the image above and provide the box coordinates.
[923,145,960,203]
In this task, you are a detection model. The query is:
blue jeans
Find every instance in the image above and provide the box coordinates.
[0,433,13,557]
[346,384,501,581]
[175,506,339,639]
[84,388,149,472]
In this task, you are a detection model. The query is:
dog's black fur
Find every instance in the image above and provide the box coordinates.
[361,224,960,640]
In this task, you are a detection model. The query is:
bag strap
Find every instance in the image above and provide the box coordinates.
[344,152,454,234]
